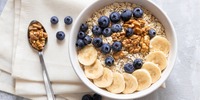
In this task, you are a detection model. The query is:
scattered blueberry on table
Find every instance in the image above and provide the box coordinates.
[64,16,73,25]
[93,93,102,100]
[56,31,65,40]
[82,94,93,100]
[82,93,102,100]
[105,56,114,66]
[50,16,59,24]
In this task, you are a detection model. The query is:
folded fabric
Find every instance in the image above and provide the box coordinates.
[13,0,21,65]
[25,93,94,100]
[0,0,14,73]
[0,0,15,94]
[0,70,14,94]
[12,0,94,97]
[12,0,95,82]
[15,80,91,96]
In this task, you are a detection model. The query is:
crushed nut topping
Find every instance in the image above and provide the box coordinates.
[28,21,47,51]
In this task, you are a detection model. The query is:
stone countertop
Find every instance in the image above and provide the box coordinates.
[0,0,200,100]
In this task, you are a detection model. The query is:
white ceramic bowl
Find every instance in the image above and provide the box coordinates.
[69,0,177,99]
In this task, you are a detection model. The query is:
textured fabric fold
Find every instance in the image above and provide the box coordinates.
[0,0,14,73]
[12,0,94,97]
[12,0,94,82]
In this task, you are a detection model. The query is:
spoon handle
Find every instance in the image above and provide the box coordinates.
[38,52,55,100]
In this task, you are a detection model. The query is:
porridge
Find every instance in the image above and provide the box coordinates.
[76,2,170,94]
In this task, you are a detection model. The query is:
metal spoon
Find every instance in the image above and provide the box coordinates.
[28,20,55,100]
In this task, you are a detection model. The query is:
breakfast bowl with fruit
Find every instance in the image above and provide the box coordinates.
[69,0,177,99]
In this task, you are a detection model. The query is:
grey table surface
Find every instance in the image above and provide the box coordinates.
[0,0,200,100]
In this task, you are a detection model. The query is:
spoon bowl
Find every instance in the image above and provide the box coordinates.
[28,20,48,51]
[27,20,55,100]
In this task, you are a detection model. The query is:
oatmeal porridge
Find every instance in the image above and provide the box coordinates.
[76,2,170,94]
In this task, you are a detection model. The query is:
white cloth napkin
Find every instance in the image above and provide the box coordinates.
[0,71,14,94]
[12,0,94,82]
[0,0,94,97]
[12,0,95,97]
[0,0,14,73]
[0,0,14,94]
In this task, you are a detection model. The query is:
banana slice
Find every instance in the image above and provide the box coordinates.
[106,72,125,93]
[93,68,113,88]
[84,60,103,79]
[142,62,161,83]
[133,69,152,91]
[78,45,97,66]
[122,73,138,94]
[146,51,167,71]
[150,36,170,54]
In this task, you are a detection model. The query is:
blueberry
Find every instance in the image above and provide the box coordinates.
[83,35,92,45]
[126,28,134,37]
[76,39,85,48]
[101,43,111,54]
[93,93,102,100]
[124,63,135,74]
[133,7,143,18]
[112,41,122,52]
[82,94,93,100]
[98,16,110,28]
[105,56,114,66]
[92,25,102,36]
[50,16,59,24]
[92,38,103,48]
[56,31,65,40]
[102,28,112,37]
[64,16,73,25]
[121,9,132,22]
[109,12,121,23]
[148,29,156,39]
[78,31,86,39]
[80,23,88,32]
[111,24,122,32]
[133,59,143,69]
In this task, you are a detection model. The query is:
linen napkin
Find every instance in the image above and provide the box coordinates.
[13,0,95,97]
[0,0,93,98]
[0,0,14,73]
[0,0,14,94]
[12,0,95,82]
[0,71,14,94]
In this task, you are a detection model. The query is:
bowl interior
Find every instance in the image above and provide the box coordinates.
[69,0,177,99]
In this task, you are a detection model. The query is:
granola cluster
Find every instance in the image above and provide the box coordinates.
[123,19,150,54]
[28,21,47,51]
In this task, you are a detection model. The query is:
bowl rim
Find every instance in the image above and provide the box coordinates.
[69,0,177,99]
